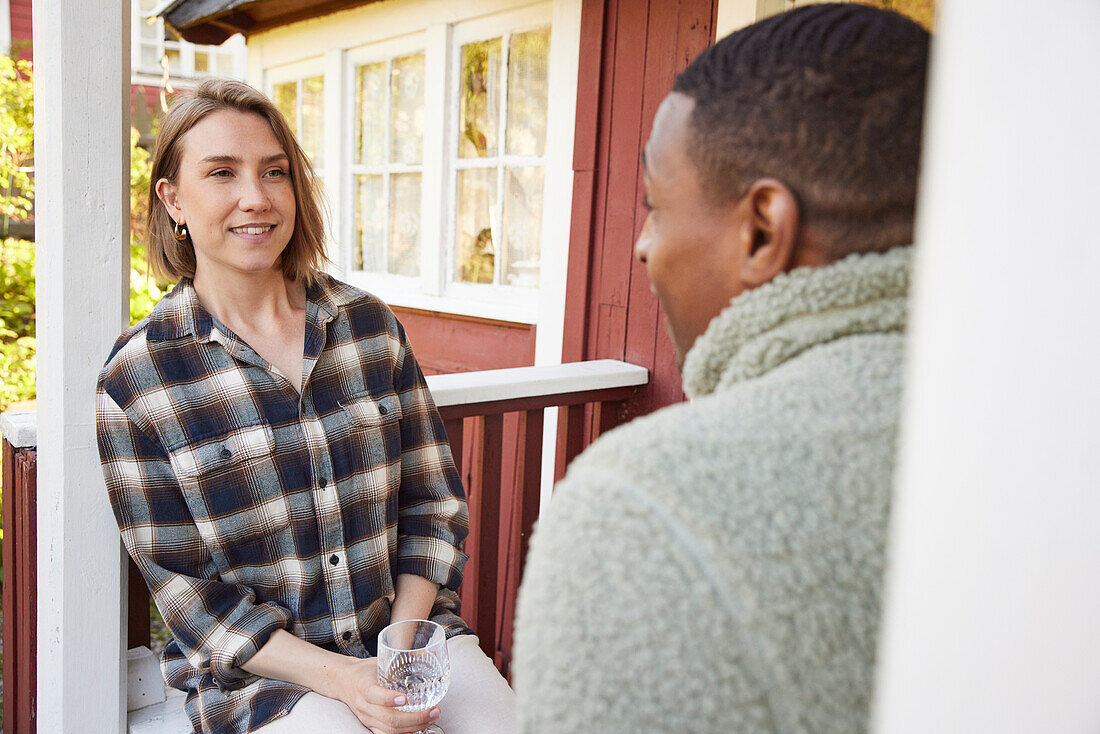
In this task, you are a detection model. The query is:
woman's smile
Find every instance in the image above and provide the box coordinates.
[229,223,278,242]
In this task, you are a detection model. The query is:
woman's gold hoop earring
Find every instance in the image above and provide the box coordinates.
[173,219,188,241]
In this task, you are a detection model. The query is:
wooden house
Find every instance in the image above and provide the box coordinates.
[20,3,1100,734]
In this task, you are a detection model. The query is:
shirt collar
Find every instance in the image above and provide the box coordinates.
[144,272,363,344]
[145,278,210,342]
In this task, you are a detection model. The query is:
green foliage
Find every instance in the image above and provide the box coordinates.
[0,57,171,412]
[0,54,35,412]
[0,55,34,228]
[0,237,35,410]
[129,127,171,324]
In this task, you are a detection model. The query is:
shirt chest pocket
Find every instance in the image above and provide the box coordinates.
[168,423,293,567]
[339,391,403,481]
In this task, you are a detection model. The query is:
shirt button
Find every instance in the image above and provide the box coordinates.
[219,447,231,459]
[378,404,388,415]
[342,631,352,641]
[330,554,339,565]
[319,477,327,488]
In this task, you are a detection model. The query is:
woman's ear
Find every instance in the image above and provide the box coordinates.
[154,178,182,223]
[740,178,800,287]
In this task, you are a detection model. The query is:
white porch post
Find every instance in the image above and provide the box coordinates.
[33,2,131,732]
[873,1,1100,732]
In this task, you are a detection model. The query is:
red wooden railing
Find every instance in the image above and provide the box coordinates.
[434,362,647,676]
[1,359,648,726]
[2,436,37,734]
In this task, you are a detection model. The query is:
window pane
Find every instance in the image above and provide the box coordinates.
[357,62,387,167]
[301,75,325,168]
[356,175,385,272]
[274,82,298,137]
[506,27,550,156]
[215,52,234,76]
[459,38,502,159]
[138,2,160,43]
[140,43,160,71]
[194,51,209,73]
[164,46,182,74]
[455,168,498,284]
[390,54,425,165]
[139,19,160,45]
[502,166,544,287]
[389,173,422,276]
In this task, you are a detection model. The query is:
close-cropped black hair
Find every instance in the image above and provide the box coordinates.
[673,3,930,256]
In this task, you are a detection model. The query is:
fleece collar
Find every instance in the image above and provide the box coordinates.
[681,246,912,399]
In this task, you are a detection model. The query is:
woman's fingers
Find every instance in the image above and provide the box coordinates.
[349,657,442,734]
[363,680,408,708]
[353,687,441,734]
[355,705,440,734]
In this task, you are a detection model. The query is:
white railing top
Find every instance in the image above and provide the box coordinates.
[0,361,649,451]
[0,410,37,448]
[425,359,649,407]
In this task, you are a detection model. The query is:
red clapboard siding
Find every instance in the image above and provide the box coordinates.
[563,0,717,427]
[393,306,535,376]
[9,0,33,60]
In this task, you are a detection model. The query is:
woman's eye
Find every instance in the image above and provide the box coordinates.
[211,169,233,178]
[265,168,288,179]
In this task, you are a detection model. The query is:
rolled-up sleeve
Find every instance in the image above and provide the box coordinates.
[390,326,469,592]
[96,387,290,691]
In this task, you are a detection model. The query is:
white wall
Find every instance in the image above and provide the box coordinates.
[873,1,1100,732]
[715,0,850,39]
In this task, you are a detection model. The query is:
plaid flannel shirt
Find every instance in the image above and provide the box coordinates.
[96,275,470,734]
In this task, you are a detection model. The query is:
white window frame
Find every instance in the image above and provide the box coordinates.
[340,4,554,323]
[344,33,432,300]
[267,57,328,178]
[131,0,247,87]
[251,0,577,326]
[444,8,553,311]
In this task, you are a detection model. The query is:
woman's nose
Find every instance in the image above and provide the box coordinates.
[239,177,272,211]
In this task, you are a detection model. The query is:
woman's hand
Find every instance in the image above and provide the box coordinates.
[335,656,442,734]
[242,629,440,732]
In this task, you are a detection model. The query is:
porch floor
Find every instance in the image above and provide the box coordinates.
[129,687,189,734]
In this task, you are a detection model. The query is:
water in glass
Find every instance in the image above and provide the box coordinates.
[377,619,451,733]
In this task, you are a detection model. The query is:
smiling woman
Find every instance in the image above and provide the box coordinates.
[156,111,297,290]
[145,81,326,288]
[95,80,515,734]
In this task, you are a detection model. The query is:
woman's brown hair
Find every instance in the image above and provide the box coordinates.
[147,78,328,285]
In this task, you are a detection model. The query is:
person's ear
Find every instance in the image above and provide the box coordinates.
[154,178,183,224]
[740,178,799,287]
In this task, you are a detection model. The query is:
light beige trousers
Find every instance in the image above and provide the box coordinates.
[257,634,515,734]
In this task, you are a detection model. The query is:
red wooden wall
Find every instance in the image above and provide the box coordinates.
[394,307,535,376]
[8,0,32,59]
[563,0,718,423]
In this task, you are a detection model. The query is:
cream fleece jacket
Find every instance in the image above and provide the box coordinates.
[512,247,911,734]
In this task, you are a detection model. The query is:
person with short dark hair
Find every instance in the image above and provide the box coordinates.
[97,79,515,734]
[512,5,929,733]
